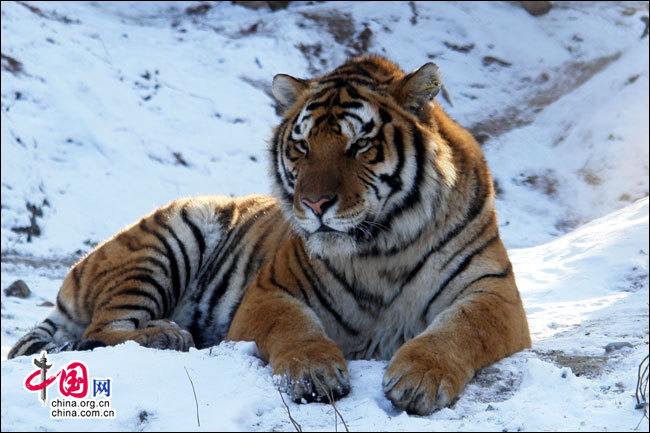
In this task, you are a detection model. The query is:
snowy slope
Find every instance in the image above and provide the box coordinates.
[1,1,649,431]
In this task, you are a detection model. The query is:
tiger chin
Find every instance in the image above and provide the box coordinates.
[8,55,531,416]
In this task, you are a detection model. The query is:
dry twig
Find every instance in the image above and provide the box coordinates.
[277,387,303,432]
[184,366,201,427]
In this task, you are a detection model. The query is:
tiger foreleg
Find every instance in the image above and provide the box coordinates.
[383,276,531,415]
[227,277,350,403]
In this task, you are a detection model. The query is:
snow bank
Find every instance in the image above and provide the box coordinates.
[2,199,647,431]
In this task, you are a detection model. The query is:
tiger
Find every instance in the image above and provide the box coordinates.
[8,54,531,415]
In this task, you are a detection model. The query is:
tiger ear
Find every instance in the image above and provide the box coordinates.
[272,74,308,112]
[389,63,443,117]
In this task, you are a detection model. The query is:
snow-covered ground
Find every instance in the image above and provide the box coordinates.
[1,1,648,431]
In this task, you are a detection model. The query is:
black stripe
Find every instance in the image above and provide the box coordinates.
[89,266,159,313]
[320,258,384,313]
[441,215,494,269]
[431,166,488,254]
[198,205,268,291]
[448,264,513,306]
[365,163,488,259]
[362,118,375,134]
[319,76,374,87]
[107,303,156,320]
[140,256,170,278]
[57,295,80,324]
[20,340,49,357]
[295,251,359,336]
[181,206,206,269]
[338,101,364,109]
[36,324,55,337]
[204,252,241,327]
[379,125,424,231]
[85,261,150,311]
[155,213,191,289]
[140,219,182,303]
[340,111,364,124]
[120,286,164,317]
[287,248,313,307]
[43,318,57,331]
[290,270,313,308]
[306,100,327,111]
[421,236,499,320]
[127,274,170,317]
[272,123,294,204]
[378,127,405,193]
[312,113,331,129]
[190,203,263,340]
[242,213,277,282]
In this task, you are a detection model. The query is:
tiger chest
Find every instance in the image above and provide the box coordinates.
[316,259,442,361]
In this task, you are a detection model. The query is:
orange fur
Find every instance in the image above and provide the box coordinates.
[9,55,530,416]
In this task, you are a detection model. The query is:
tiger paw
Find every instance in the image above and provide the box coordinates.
[272,338,350,403]
[382,342,472,415]
[140,320,195,351]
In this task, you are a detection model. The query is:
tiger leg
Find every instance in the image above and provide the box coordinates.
[82,317,194,351]
[227,269,350,403]
[7,308,87,359]
[8,198,213,358]
[383,273,531,415]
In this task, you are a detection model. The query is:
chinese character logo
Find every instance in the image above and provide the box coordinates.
[93,379,111,398]
[59,362,89,398]
[24,352,89,403]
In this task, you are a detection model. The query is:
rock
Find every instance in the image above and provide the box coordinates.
[4,280,31,298]
[38,301,55,307]
[520,1,552,17]
[604,342,633,353]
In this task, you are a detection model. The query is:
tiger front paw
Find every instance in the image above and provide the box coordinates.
[382,341,473,415]
[272,338,350,403]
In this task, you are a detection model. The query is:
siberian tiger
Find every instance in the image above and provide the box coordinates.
[8,55,531,415]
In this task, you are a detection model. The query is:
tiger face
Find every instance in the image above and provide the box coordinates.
[270,56,445,256]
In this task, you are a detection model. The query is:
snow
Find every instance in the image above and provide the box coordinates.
[1,1,648,431]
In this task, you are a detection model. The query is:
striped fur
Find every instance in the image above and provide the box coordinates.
[9,55,530,415]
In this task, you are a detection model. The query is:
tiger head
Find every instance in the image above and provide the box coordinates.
[270,55,453,257]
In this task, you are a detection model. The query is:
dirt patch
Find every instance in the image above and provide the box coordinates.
[535,350,608,378]
[482,55,512,67]
[577,166,602,186]
[0,252,77,270]
[1,53,23,75]
[296,42,327,75]
[301,10,356,45]
[185,2,212,16]
[299,10,373,64]
[512,169,559,197]
[468,53,621,143]
[444,41,475,53]
[468,364,524,403]
[15,1,80,24]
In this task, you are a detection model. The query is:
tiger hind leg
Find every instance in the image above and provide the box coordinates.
[7,309,91,359]
[82,317,194,352]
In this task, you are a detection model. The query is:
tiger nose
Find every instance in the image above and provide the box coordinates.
[302,195,337,216]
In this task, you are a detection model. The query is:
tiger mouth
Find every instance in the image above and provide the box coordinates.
[314,224,339,233]
[310,222,373,243]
